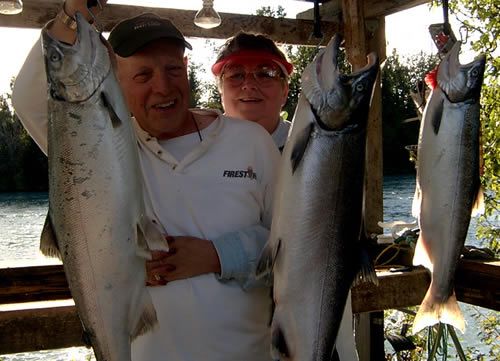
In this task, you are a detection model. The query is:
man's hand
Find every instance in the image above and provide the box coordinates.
[146,236,222,287]
[49,0,108,43]
[64,0,107,20]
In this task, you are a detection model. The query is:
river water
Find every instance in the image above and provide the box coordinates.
[0,174,494,360]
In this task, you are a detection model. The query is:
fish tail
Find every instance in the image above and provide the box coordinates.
[412,290,465,334]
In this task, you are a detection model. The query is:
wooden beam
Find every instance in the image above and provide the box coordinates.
[0,264,70,304]
[2,260,497,309]
[0,0,339,46]
[0,306,84,354]
[0,259,497,354]
[296,0,430,21]
[365,0,430,18]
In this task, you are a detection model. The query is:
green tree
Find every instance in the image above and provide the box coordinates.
[381,50,438,174]
[188,61,204,108]
[447,0,500,254]
[0,81,48,191]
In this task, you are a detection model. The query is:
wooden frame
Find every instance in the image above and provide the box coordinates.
[0,259,498,354]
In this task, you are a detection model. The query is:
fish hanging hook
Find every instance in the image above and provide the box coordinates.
[459,25,469,44]
[312,0,323,39]
[307,0,325,52]
[87,0,104,32]
[428,0,457,56]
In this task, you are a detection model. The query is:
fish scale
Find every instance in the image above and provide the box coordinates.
[40,13,168,361]
[257,34,379,361]
[411,40,485,334]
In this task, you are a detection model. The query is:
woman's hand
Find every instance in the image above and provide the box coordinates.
[146,236,222,286]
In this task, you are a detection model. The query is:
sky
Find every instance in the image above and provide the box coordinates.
[0,1,461,96]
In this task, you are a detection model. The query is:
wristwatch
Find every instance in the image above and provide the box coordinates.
[56,4,77,30]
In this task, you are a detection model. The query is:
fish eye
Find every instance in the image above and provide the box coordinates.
[49,48,63,63]
[355,83,365,92]
[470,69,479,76]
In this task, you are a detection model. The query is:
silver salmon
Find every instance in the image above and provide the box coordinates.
[40,13,167,361]
[257,35,379,361]
[411,41,486,334]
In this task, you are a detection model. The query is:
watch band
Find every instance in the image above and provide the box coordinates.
[56,3,77,30]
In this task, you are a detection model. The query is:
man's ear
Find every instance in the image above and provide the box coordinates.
[184,56,189,67]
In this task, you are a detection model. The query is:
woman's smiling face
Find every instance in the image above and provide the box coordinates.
[219,59,289,134]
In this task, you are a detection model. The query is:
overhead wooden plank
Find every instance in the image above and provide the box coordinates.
[365,0,430,18]
[0,0,339,45]
[296,0,430,21]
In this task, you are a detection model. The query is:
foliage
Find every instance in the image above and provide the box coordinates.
[188,61,203,108]
[0,83,47,192]
[443,0,500,257]
[255,5,286,18]
[201,82,223,111]
[381,50,438,174]
[282,45,320,117]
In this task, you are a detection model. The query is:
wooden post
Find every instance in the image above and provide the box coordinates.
[365,16,385,236]
[341,0,367,69]
[341,0,386,358]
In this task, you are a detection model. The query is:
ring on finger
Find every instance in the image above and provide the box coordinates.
[154,274,161,281]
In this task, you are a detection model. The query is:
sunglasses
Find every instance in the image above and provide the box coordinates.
[222,64,284,87]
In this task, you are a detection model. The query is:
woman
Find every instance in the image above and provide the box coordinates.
[212,32,292,150]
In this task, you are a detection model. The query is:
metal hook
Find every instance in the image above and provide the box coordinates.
[459,25,469,44]
[312,0,323,39]
[87,0,103,32]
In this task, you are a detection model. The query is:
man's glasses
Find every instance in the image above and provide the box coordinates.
[222,65,284,87]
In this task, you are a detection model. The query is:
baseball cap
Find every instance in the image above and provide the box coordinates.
[108,13,192,57]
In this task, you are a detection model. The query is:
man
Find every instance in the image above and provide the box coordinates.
[12,2,279,360]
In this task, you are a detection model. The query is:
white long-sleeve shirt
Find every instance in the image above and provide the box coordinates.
[12,36,280,361]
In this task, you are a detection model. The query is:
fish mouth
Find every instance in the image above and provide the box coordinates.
[437,41,486,102]
[302,34,379,131]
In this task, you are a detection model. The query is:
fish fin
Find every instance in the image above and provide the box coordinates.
[40,213,62,259]
[353,242,378,286]
[130,292,159,340]
[425,90,444,134]
[101,92,121,128]
[412,291,465,334]
[412,235,433,272]
[256,238,281,279]
[81,328,93,348]
[138,214,169,254]
[290,123,313,173]
[471,185,485,217]
[331,348,340,361]
[101,71,131,128]
[271,326,290,360]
